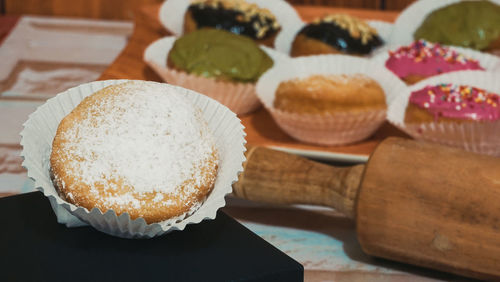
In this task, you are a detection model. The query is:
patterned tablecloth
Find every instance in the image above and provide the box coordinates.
[0,15,133,195]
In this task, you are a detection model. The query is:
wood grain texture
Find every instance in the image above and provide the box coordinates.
[357,137,500,280]
[5,0,162,20]
[233,146,364,218]
[384,0,416,10]
[99,4,405,158]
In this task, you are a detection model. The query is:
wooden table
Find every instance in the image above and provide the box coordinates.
[97,4,465,281]
[99,5,409,161]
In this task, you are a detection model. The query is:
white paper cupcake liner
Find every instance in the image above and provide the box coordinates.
[275,19,394,56]
[374,43,500,74]
[389,0,500,46]
[255,55,407,146]
[159,0,302,46]
[144,36,289,116]
[388,70,500,156]
[20,80,246,238]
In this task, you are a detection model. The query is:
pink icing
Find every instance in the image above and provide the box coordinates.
[386,40,483,79]
[409,84,500,121]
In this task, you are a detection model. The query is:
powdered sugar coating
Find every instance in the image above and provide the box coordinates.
[50,81,218,222]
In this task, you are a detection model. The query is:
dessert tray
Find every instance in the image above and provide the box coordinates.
[100,3,403,163]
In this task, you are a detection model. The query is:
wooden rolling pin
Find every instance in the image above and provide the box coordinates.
[233,137,500,280]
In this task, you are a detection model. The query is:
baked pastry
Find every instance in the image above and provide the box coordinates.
[184,0,280,47]
[405,84,500,123]
[50,81,218,224]
[414,1,500,54]
[273,74,386,114]
[167,29,273,83]
[291,14,383,57]
[386,40,484,85]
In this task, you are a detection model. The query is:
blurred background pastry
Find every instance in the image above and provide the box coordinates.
[274,74,386,114]
[385,40,484,85]
[405,84,500,124]
[291,14,383,57]
[168,29,273,83]
[414,0,500,55]
[184,0,281,47]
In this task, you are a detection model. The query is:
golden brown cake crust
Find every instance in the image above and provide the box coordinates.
[404,103,471,124]
[402,74,427,86]
[50,82,218,224]
[273,74,387,114]
[291,34,342,57]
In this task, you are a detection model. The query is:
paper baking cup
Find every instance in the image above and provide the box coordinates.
[373,43,500,78]
[159,0,302,44]
[275,19,394,56]
[256,55,407,146]
[388,70,500,156]
[20,80,246,238]
[389,0,500,46]
[144,36,289,116]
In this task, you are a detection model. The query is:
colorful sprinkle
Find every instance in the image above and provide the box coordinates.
[409,84,500,121]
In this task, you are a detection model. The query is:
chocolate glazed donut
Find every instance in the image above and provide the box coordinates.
[183,0,280,47]
[291,14,383,57]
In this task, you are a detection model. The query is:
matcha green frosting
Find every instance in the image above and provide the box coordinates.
[414,0,500,50]
[168,29,273,83]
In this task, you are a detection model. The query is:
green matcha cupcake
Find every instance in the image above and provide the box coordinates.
[151,29,275,115]
[414,0,500,53]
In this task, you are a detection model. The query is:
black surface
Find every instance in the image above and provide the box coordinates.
[0,192,303,282]
[188,4,278,40]
[299,22,383,55]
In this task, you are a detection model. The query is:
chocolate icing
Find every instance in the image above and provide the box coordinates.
[188,4,278,40]
[298,22,383,55]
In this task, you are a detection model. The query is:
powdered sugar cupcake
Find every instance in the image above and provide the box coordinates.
[21,80,246,238]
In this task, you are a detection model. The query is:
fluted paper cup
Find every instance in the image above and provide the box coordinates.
[389,0,500,46]
[144,36,289,115]
[275,19,394,56]
[159,0,302,48]
[388,71,500,156]
[20,80,246,238]
[256,55,407,146]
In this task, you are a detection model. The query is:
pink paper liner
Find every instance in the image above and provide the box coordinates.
[149,61,260,116]
[268,108,386,146]
[404,122,500,156]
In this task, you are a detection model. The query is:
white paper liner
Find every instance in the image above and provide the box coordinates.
[255,55,407,146]
[372,42,500,86]
[275,19,394,56]
[144,36,289,116]
[20,80,246,238]
[389,0,500,46]
[159,0,302,46]
[388,70,500,156]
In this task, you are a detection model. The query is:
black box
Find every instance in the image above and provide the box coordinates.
[0,192,303,282]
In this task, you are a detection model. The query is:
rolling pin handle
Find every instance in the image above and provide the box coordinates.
[232,146,364,219]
